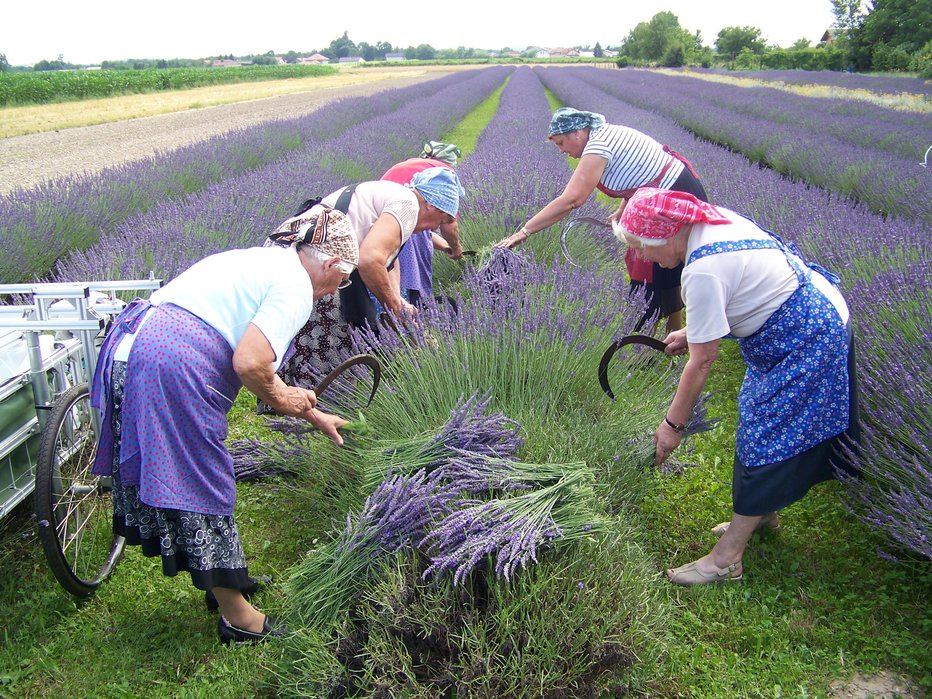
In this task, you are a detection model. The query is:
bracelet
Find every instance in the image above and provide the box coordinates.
[519,226,531,238]
[664,416,686,433]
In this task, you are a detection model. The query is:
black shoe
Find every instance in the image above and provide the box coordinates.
[217,615,287,646]
[205,575,269,612]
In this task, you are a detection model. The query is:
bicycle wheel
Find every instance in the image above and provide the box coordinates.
[35,383,124,597]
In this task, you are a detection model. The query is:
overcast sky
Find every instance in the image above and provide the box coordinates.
[2,0,837,66]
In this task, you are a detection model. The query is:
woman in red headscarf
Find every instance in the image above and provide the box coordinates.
[615,188,859,586]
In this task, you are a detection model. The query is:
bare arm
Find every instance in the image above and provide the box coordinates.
[495,154,607,248]
[654,337,720,465]
[232,324,347,444]
[437,220,462,259]
[358,212,407,316]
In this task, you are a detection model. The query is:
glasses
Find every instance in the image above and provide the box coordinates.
[337,277,353,290]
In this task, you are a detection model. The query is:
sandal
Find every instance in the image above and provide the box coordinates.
[217,615,287,646]
[667,560,743,586]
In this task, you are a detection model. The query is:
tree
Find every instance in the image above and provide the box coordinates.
[0,53,9,72]
[414,44,436,60]
[831,0,864,44]
[327,31,357,59]
[621,11,695,63]
[593,42,604,58]
[284,50,299,64]
[849,0,932,70]
[792,37,812,50]
[715,26,766,57]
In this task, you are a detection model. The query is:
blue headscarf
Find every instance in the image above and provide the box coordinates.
[548,107,606,137]
[408,166,462,217]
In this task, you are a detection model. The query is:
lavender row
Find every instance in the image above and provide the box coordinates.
[536,66,930,560]
[54,67,512,282]
[556,67,931,225]
[690,67,932,98]
[0,69,501,285]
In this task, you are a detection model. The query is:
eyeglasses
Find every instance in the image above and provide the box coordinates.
[337,277,353,290]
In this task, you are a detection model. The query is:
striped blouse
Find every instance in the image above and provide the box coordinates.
[583,124,683,193]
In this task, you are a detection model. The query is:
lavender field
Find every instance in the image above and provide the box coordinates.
[2,65,929,695]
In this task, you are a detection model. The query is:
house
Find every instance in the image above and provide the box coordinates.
[820,29,832,44]
[338,56,365,64]
[528,47,550,59]
[385,52,407,61]
[578,50,595,58]
[548,47,580,58]
[298,53,329,65]
[603,49,618,58]
[211,59,247,67]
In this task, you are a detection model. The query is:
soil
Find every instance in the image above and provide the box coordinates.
[828,671,925,698]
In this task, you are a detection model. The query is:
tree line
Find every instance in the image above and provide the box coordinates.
[616,0,931,76]
[2,1,928,76]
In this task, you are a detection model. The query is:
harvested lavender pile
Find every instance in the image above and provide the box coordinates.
[283,394,607,633]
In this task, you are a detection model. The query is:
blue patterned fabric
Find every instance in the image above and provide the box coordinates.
[409,166,462,217]
[687,238,850,467]
[548,107,606,136]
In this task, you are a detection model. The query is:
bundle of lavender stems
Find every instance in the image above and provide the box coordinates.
[284,394,607,632]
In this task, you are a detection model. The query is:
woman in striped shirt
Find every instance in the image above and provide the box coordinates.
[496,107,707,332]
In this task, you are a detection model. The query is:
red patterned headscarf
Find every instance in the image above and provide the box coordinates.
[618,188,730,242]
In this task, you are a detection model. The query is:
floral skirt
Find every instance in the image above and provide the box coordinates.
[107,362,251,591]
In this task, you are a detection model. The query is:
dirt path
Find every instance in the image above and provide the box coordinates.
[0,67,473,195]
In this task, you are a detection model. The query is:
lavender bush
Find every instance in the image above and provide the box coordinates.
[546,67,932,224]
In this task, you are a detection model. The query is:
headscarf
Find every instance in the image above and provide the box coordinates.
[617,188,731,242]
[548,107,607,137]
[420,141,462,167]
[268,205,360,267]
[408,166,462,217]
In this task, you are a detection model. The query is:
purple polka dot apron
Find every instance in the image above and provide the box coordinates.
[687,237,850,468]
[91,302,241,515]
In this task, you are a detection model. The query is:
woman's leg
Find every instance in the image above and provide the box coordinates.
[667,513,764,584]
[211,587,266,632]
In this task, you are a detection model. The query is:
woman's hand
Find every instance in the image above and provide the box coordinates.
[303,408,349,446]
[609,198,628,225]
[654,420,683,466]
[662,328,689,356]
[494,227,530,250]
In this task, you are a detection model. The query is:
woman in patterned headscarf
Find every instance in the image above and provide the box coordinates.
[615,188,859,586]
[262,169,463,413]
[496,107,707,333]
[90,227,357,645]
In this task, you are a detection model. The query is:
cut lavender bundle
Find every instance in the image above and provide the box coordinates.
[286,470,457,632]
[360,391,524,490]
[420,468,606,585]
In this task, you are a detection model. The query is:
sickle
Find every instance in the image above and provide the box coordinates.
[460,250,478,258]
[313,353,382,407]
[598,334,668,400]
[560,216,612,267]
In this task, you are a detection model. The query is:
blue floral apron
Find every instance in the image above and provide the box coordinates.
[687,235,850,468]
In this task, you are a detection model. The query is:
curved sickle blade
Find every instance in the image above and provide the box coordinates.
[313,353,382,407]
[598,334,668,400]
[560,216,612,267]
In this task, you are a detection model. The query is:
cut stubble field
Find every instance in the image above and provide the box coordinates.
[0,64,484,194]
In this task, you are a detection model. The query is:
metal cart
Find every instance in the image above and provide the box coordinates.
[0,278,161,597]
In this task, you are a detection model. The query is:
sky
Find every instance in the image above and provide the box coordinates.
[1,0,837,67]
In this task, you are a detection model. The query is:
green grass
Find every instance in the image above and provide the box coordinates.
[0,65,337,107]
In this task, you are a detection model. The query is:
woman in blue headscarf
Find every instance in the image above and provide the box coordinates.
[260,168,463,414]
[496,107,707,333]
